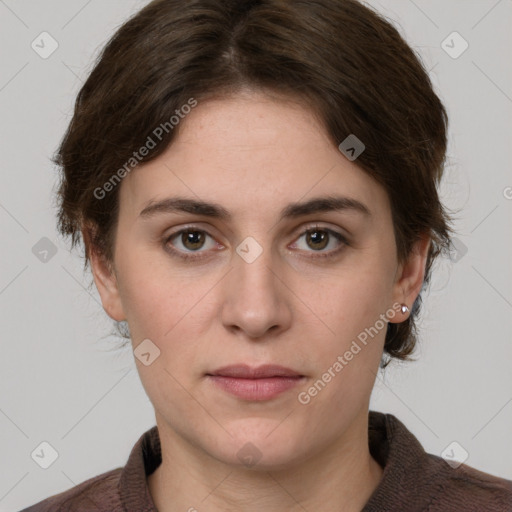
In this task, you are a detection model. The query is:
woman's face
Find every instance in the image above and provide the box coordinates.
[91,90,427,469]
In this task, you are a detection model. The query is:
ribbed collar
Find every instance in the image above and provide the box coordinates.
[363,411,445,511]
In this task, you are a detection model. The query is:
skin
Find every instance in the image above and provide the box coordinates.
[87,89,430,512]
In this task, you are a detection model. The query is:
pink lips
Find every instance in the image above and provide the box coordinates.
[206,364,305,401]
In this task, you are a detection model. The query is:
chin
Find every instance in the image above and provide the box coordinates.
[211,420,309,471]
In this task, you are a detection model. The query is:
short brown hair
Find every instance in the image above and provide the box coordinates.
[54,0,455,367]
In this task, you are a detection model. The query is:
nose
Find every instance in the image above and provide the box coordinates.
[220,240,292,340]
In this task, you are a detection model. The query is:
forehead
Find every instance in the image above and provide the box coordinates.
[118,92,389,222]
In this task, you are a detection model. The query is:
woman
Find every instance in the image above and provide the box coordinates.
[21,0,512,510]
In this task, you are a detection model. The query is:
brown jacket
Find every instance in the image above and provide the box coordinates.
[20,411,512,511]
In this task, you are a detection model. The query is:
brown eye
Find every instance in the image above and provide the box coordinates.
[164,228,219,261]
[180,230,206,251]
[305,229,330,251]
[291,225,348,260]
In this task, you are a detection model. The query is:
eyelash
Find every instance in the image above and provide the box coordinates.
[162,224,349,262]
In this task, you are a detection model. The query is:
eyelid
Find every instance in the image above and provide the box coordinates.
[293,222,349,240]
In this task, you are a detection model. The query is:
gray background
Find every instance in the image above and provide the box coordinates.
[1,0,511,510]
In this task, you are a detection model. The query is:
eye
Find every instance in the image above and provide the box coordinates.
[164,228,220,261]
[290,225,348,259]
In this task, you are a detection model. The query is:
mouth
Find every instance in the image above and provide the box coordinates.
[207,364,304,379]
[205,364,305,401]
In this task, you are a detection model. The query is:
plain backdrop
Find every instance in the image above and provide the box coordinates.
[1,1,511,510]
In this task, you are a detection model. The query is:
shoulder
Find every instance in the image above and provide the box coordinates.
[367,411,512,511]
[424,452,512,511]
[19,467,123,512]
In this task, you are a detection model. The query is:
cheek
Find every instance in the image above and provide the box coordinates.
[290,261,393,391]
[296,262,393,336]
[114,248,218,356]
[113,242,179,324]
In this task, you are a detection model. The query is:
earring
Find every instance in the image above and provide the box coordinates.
[401,304,410,314]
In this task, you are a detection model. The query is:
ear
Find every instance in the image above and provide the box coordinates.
[390,233,431,322]
[82,223,126,322]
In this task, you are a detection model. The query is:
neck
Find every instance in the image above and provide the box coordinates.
[148,410,383,512]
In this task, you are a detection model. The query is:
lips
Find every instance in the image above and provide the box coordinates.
[206,364,305,401]
[206,364,303,379]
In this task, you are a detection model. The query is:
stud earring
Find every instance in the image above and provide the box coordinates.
[401,304,410,314]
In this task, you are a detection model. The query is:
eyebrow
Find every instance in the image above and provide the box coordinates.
[139,195,371,222]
